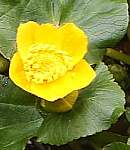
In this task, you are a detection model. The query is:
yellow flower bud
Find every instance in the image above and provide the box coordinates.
[41,91,79,112]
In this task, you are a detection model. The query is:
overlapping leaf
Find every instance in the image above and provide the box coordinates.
[0,0,128,148]
[0,0,128,63]
[0,75,43,150]
[37,64,125,145]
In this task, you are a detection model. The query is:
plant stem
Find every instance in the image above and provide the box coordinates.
[106,48,130,65]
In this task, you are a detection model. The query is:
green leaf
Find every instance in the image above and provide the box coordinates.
[85,48,106,64]
[82,131,128,149]
[59,0,128,48]
[0,75,43,150]
[0,0,128,60]
[2,140,27,150]
[0,0,61,59]
[0,75,35,106]
[0,54,9,74]
[125,107,130,122]
[37,63,125,145]
[61,0,128,64]
[103,142,130,150]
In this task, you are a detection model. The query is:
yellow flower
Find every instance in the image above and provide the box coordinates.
[9,21,96,101]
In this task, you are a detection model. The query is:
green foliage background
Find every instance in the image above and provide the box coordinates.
[0,0,129,149]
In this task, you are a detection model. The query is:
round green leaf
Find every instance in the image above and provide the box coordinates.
[85,48,106,64]
[37,63,125,145]
[0,0,128,60]
[0,0,60,59]
[59,0,128,48]
[0,75,43,150]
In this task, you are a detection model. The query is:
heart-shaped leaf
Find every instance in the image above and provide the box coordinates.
[37,63,125,145]
[0,0,128,62]
[0,75,43,150]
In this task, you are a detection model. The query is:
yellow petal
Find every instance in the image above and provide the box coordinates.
[59,23,88,64]
[35,23,61,49]
[9,53,96,101]
[35,23,88,64]
[17,21,40,60]
[31,59,95,101]
[9,52,31,91]
[17,22,88,65]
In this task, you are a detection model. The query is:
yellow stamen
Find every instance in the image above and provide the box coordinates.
[24,44,73,84]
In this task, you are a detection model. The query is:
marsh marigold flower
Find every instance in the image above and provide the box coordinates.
[9,21,96,101]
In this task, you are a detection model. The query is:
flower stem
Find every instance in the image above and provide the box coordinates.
[106,48,130,65]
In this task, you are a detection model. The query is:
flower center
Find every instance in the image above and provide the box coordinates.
[24,44,73,84]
